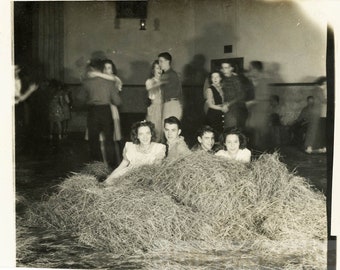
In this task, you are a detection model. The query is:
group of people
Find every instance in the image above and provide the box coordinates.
[104,117,251,186]
[81,51,185,170]
[80,53,327,184]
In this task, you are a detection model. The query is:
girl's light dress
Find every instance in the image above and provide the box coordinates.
[215,148,251,163]
[113,142,166,178]
[145,77,163,142]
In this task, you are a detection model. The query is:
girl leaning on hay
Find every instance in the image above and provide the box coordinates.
[215,128,251,163]
[104,120,166,186]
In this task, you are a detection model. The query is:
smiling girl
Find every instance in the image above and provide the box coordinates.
[104,120,166,185]
[215,128,251,163]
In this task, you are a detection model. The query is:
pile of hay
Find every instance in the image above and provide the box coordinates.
[26,152,327,268]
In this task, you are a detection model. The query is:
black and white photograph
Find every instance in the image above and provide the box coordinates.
[1,0,339,269]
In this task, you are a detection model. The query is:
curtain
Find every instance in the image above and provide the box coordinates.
[32,2,64,81]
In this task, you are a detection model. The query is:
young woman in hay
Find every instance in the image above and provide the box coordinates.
[215,127,251,163]
[104,120,166,185]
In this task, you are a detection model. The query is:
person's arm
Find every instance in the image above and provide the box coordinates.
[177,140,191,157]
[203,78,209,100]
[64,92,70,104]
[15,83,39,104]
[154,144,166,164]
[145,79,161,99]
[206,88,223,110]
[110,87,122,106]
[87,71,116,81]
[104,146,130,185]
[240,148,251,163]
[227,76,243,107]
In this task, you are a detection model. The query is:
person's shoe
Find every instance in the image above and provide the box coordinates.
[318,147,327,153]
[305,146,313,154]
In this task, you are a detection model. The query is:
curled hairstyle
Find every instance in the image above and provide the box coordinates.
[220,128,247,150]
[196,125,215,139]
[150,60,160,78]
[207,71,223,85]
[130,120,157,144]
[164,116,181,129]
[250,60,263,72]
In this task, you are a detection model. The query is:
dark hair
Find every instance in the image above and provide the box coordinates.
[164,116,181,129]
[314,76,326,86]
[130,120,157,144]
[208,71,223,85]
[196,125,215,138]
[89,59,102,71]
[150,60,160,78]
[219,128,247,150]
[270,95,280,103]
[307,95,314,101]
[101,59,118,75]
[158,52,172,63]
[250,61,263,72]
[220,59,233,68]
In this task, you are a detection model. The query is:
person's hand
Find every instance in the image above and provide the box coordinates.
[115,76,123,91]
[103,174,118,187]
[28,83,39,93]
[222,104,229,113]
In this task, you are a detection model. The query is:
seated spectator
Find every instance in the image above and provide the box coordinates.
[104,120,166,185]
[164,116,191,160]
[191,125,218,153]
[215,128,251,163]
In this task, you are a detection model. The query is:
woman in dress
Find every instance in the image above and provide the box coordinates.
[205,71,224,136]
[104,120,166,185]
[145,60,163,142]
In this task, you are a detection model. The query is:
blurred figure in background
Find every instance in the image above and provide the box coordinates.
[290,96,323,153]
[14,63,40,153]
[85,59,123,164]
[48,80,64,141]
[246,60,271,150]
[60,85,72,139]
[267,95,283,149]
[82,60,122,169]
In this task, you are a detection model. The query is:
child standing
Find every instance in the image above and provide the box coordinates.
[215,128,251,163]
